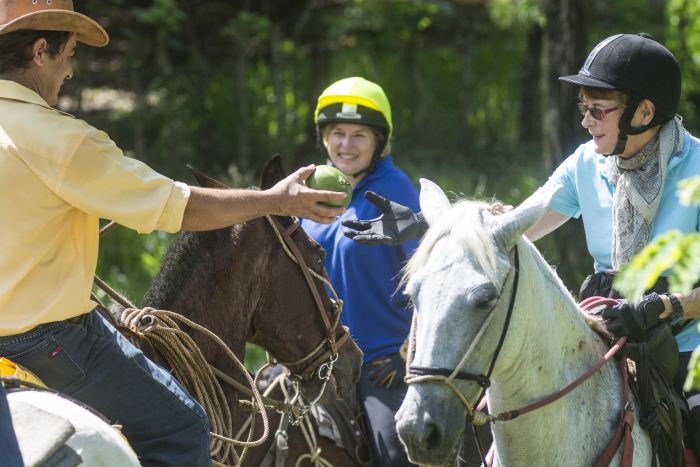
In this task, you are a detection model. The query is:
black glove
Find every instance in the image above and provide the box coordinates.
[341,191,427,246]
[600,292,666,341]
[367,352,405,389]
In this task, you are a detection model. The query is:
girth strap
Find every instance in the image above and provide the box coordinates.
[593,359,634,467]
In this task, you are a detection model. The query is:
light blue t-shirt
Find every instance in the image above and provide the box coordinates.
[546,132,700,352]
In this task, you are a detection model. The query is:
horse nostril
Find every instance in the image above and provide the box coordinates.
[422,419,443,451]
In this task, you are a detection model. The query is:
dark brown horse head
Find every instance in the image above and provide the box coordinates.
[144,157,362,406]
[255,155,362,403]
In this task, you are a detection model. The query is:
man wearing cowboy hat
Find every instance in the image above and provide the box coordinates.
[0,1,347,465]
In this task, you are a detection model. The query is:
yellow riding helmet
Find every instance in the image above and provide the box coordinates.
[314,77,393,148]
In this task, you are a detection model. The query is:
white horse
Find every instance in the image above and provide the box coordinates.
[7,387,140,466]
[395,179,652,466]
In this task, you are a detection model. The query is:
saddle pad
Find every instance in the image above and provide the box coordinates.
[8,399,81,467]
[311,404,343,448]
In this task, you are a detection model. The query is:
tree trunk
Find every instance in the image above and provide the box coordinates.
[271,24,287,153]
[541,0,590,293]
[517,24,542,143]
[234,35,251,173]
[541,0,586,173]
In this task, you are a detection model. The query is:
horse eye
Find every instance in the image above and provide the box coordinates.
[474,296,497,311]
[472,288,498,311]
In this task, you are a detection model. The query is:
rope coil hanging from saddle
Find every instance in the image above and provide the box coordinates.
[119,306,270,466]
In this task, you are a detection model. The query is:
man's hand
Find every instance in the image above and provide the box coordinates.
[600,292,667,340]
[367,352,405,389]
[270,165,346,224]
[341,191,427,245]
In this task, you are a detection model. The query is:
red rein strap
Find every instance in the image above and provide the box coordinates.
[478,297,634,467]
[489,336,628,422]
[593,359,634,467]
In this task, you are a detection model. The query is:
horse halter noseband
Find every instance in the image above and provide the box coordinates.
[265,216,351,392]
[405,246,520,420]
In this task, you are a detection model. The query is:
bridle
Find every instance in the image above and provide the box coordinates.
[403,244,631,465]
[265,215,352,414]
[405,245,520,421]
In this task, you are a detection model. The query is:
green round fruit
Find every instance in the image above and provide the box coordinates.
[305,165,353,208]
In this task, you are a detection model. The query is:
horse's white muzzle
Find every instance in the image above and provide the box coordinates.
[395,385,465,466]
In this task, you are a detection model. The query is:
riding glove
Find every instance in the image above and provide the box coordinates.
[367,352,406,389]
[600,292,667,341]
[341,191,428,246]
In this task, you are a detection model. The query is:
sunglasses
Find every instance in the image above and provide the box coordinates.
[577,102,619,121]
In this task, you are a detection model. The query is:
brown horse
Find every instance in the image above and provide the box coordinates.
[137,156,366,466]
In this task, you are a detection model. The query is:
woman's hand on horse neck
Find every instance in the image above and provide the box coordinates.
[181,167,346,230]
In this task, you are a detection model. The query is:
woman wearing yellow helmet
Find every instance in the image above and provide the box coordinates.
[302,77,419,466]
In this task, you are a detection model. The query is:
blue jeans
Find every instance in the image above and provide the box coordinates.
[0,383,24,467]
[0,310,211,467]
[357,353,414,467]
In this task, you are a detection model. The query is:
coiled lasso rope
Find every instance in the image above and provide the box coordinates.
[120,307,270,467]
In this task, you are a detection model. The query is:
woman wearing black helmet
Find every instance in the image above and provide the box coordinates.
[343,33,700,460]
[301,76,420,466]
[535,32,700,461]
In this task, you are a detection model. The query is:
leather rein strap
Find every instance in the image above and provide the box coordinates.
[485,336,628,423]
[265,216,350,381]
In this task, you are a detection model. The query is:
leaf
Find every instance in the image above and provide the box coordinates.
[677,176,700,206]
[617,230,700,304]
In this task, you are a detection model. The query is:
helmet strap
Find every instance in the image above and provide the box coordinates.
[605,95,653,157]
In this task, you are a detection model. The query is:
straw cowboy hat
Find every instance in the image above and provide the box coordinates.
[0,0,108,46]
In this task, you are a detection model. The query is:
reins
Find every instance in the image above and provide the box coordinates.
[264,215,353,418]
[404,244,635,466]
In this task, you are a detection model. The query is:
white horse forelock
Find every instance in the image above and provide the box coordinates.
[405,199,503,291]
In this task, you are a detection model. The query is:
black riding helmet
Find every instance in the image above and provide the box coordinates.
[559,33,681,156]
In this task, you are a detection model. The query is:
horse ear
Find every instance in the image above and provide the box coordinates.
[186,164,230,189]
[419,178,451,226]
[261,155,286,190]
[492,183,562,250]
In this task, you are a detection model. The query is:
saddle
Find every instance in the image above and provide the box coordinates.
[623,323,689,467]
[312,398,372,467]
[580,275,693,467]
[257,367,372,467]
[4,381,82,467]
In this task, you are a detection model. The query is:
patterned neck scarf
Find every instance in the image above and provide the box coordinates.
[606,116,684,270]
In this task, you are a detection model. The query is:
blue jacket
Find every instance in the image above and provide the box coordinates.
[302,156,420,362]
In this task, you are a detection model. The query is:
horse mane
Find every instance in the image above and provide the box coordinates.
[405,198,506,288]
[404,197,610,336]
[142,227,236,307]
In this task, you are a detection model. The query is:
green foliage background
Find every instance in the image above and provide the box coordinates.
[66,1,700,367]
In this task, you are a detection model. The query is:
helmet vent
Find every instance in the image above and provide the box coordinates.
[335,103,362,119]
[580,34,623,76]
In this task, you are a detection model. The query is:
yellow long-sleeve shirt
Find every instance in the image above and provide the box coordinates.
[0,80,190,335]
